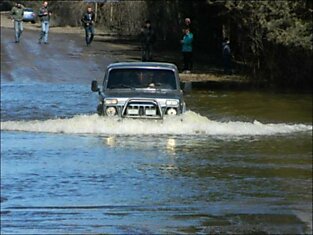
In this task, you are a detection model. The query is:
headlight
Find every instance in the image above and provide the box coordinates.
[105,99,118,105]
[166,100,179,106]
[106,107,117,116]
[167,108,177,115]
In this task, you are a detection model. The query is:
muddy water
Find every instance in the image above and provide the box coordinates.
[1,82,312,234]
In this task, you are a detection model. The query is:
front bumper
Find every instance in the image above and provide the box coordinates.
[101,98,183,119]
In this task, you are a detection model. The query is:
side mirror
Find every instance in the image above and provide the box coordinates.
[91,80,99,92]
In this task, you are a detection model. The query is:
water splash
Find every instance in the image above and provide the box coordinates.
[1,111,312,136]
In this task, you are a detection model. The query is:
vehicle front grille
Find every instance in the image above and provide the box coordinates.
[122,100,162,118]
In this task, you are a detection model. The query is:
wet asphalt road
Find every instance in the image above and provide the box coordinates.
[1,25,113,84]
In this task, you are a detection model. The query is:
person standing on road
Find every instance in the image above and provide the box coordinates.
[81,6,95,46]
[181,27,193,73]
[10,2,24,43]
[38,1,52,44]
[222,37,232,74]
[184,18,192,31]
[139,20,156,62]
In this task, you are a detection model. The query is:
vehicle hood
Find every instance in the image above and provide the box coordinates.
[104,89,182,100]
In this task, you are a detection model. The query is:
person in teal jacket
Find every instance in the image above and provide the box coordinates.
[181,27,193,73]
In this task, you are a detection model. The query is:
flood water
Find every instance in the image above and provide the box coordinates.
[1,82,312,234]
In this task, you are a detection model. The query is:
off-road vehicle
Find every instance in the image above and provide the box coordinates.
[91,62,186,119]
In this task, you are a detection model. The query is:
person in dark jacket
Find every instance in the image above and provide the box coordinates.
[184,18,191,30]
[139,20,156,61]
[222,37,232,74]
[81,6,95,46]
[38,1,52,44]
[10,2,24,43]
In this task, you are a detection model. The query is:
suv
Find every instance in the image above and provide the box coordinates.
[91,62,186,119]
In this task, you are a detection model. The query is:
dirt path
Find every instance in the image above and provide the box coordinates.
[1,12,248,85]
[1,27,112,84]
[1,11,143,84]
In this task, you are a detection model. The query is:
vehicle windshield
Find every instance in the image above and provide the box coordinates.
[107,68,177,90]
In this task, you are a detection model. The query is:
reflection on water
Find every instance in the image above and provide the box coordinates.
[1,132,312,234]
[1,83,312,234]
[166,138,177,155]
[105,136,116,147]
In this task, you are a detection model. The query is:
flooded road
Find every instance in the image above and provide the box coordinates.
[1,25,312,234]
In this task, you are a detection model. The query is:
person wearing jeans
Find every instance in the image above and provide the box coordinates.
[10,3,24,43]
[38,1,51,44]
[39,21,50,44]
[81,6,95,46]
